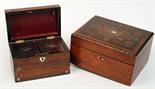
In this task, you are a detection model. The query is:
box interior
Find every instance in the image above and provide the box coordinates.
[5,6,67,58]
[10,37,66,58]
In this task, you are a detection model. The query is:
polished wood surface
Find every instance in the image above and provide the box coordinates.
[131,36,153,83]
[10,37,70,82]
[71,35,133,65]
[6,5,70,82]
[14,53,69,82]
[74,16,153,57]
[5,5,60,13]
[71,16,154,86]
[71,44,133,85]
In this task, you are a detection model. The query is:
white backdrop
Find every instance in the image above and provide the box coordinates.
[0,0,154,89]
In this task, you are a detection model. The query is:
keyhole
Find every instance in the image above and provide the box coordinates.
[97,56,104,61]
[40,57,46,62]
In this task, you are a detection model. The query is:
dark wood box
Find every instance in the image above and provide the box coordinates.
[71,16,154,86]
[5,5,70,82]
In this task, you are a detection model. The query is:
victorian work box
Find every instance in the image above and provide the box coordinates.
[5,5,70,82]
[71,16,154,85]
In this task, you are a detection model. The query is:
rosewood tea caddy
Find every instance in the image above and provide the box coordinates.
[5,5,70,82]
[71,16,154,85]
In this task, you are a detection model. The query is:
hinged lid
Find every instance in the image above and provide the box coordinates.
[73,16,153,65]
[5,5,61,42]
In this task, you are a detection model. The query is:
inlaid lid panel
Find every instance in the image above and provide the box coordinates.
[74,16,153,55]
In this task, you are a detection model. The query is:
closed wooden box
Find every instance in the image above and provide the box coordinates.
[5,5,70,82]
[71,16,153,85]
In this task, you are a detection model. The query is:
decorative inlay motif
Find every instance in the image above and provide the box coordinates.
[111,30,117,34]
[79,18,146,54]
[65,70,69,73]
[17,78,21,81]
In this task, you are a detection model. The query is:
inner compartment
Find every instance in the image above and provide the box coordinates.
[37,37,64,53]
[10,40,40,58]
[6,10,58,41]
[10,37,65,58]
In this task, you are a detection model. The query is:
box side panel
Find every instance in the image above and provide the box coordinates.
[60,36,70,59]
[131,34,154,83]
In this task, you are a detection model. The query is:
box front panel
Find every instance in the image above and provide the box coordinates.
[71,44,133,85]
[13,53,69,82]
[71,35,134,65]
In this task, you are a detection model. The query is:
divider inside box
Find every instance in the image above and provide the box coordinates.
[10,37,65,58]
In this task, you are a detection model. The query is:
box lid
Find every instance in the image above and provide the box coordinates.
[72,16,153,65]
[5,5,61,42]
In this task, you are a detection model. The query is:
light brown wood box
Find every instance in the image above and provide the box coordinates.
[71,16,154,86]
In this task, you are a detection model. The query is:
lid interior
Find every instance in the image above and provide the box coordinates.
[6,6,61,42]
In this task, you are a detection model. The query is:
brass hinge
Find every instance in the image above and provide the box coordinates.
[46,36,56,39]
[15,40,25,44]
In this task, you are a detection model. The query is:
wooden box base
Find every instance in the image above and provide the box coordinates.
[71,44,133,85]
[70,16,154,86]
[71,35,153,86]
[10,37,70,82]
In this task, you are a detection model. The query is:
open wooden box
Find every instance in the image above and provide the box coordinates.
[5,5,70,82]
